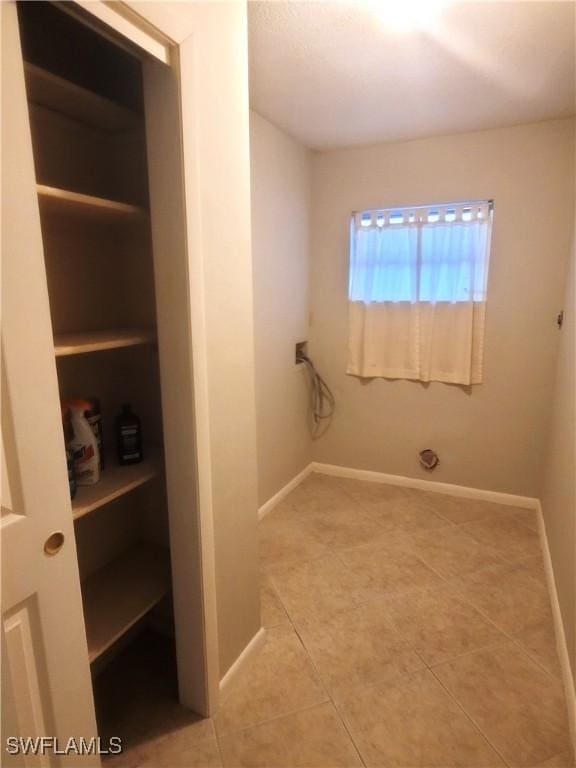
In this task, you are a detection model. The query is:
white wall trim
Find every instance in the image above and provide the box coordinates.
[258,464,314,519]
[219,628,266,700]
[536,501,576,752]
[311,462,539,510]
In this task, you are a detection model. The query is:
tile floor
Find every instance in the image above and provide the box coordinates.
[103,473,574,767]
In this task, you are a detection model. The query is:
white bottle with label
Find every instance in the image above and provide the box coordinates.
[65,399,100,485]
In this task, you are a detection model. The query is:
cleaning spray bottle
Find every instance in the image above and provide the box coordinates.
[61,404,77,500]
[64,399,100,485]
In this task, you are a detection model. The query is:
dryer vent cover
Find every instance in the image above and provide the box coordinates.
[419,449,439,471]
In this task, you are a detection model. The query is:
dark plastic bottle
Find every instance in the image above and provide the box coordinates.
[116,404,143,465]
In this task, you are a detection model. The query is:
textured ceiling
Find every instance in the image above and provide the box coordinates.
[248,1,576,149]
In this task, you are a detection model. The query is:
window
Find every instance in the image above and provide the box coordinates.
[350,202,492,303]
[347,200,493,385]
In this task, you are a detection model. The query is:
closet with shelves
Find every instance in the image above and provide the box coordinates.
[17,0,178,724]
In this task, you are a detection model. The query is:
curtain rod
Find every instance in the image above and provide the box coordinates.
[353,199,494,215]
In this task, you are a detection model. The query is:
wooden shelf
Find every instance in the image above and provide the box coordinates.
[54,329,156,357]
[25,62,138,133]
[72,457,159,521]
[82,544,170,663]
[37,185,145,220]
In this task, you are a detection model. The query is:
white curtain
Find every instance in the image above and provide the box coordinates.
[347,202,492,385]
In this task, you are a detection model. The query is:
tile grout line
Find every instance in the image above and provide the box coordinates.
[345,531,524,583]
[216,698,332,741]
[263,548,337,574]
[215,687,338,744]
[448,522,521,564]
[210,720,225,768]
[326,693,368,768]
[295,610,509,768]
[262,574,292,629]
[433,574,566,686]
[231,583,361,756]
[464,602,563,684]
[423,637,510,672]
[453,530,542,565]
[289,619,368,768]
[324,473,462,527]
[428,664,513,768]
[219,571,336,746]
[507,633,566,684]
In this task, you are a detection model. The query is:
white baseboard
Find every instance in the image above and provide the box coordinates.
[258,464,314,520]
[219,627,266,700]
[257,460,539,520]
[536,502,576,752]
[311,461,539,510]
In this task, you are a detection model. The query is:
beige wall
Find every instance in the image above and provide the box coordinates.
[129,1,261,680]
[182,3,260,678]
[310,119,575,496]
[250,111,313,505]
[542,234,575,684]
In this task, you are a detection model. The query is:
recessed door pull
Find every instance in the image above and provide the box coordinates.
[44,531,65,555]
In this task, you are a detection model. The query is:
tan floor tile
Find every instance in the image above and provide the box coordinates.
[409,525,505,578]
[103,751,137,768]
[535,752,576,767]
[374,585,508,666]
[136,733,222,767]
[102,704,215,757]
[104,720,219,768]
[259,510,328,569]
[364,495,455,535]
[334,476,411,506]
[103,752,138,768]
[338,539,443,602]
[291,501,388,550]
[215,627,327,736]
[219,702,362,767]
[433,643,571,766]
[450,561,553,635]
[409,491,526,525]
[403,490,491,524]
[284,473,351,512]
[260,576,291,629]
[268,554,358,626]
[338,669,504,767]
[522,554,548,581]
[515,621,562,678]
[511,507,541,532]
[460,513,542,561]
[299,603,425,699]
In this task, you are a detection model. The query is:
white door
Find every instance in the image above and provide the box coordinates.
[1,3,99,765]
